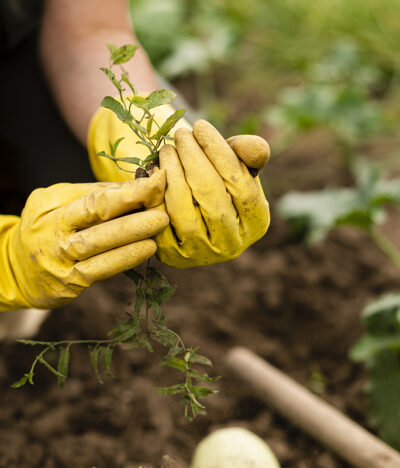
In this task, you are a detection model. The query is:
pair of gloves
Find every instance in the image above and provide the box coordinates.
[0,104,270,311]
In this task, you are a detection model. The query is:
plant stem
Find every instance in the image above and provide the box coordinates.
[20,339,113,347]
[369,226,400,273]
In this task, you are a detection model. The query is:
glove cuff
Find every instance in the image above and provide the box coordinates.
[0,216,32,311]
[87,98,192,183]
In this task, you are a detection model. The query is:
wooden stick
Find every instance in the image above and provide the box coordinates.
[225,347,400,468]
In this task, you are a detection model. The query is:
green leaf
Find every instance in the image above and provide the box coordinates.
[278,157,400,243]
[112,324,138,343]
[124,269,144,285]
[189,385,216,399]
[129,96,149,112]
[135,140,154,151]
[101,347,114,377]
[100,67,123,91]
[152,324,179,348]
[110,44,139,65]
[89,346,103,384]
[108,137,125,157]
[134,289,145,316]
[138,335,154,353]
[277,187,373,242]
[57,347,70,387]
[101,96,133,123]
[188,369,220,383]
[127,120,148,134]
[146,265,165,285]
[160,342,182,364]
[152,285,177,305]
[143,152,159,164]
[188,353,213,367]
[362,293,400,335]
[147,115,154,134]
[11,373,34,388]
[151,109,186,140]
[350,334,400,362]
[165,357,187,373]
[156,384,186,395]
[366,349,400,449]
[97,151,142,166]
[146,89,176,109]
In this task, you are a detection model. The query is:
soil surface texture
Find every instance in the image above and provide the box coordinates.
[1,146,399,467]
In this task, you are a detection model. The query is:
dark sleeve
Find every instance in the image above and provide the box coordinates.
[0,0,42,55]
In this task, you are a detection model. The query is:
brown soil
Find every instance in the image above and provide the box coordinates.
[1,144,400,467]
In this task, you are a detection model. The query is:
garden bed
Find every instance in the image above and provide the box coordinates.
[1,149,399,467]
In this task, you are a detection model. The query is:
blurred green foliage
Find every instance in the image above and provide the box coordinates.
[350,294,400,449]
[129,0,400,135]
[266,41,385,146]
[129,0,241,78]
[277,158,400,242]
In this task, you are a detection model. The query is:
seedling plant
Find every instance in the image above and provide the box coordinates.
[12,45,218,421]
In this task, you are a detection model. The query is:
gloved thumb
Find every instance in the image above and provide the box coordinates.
[227,135,270,171]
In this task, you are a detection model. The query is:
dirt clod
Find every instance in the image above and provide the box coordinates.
[135,167,149,179]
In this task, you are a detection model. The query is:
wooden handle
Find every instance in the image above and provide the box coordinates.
[225,347,400,468]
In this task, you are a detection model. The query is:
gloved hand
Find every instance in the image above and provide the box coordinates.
[88,103,192,182]
[0,172,168,311]
[155,120,270,267]
[88,105,270,268]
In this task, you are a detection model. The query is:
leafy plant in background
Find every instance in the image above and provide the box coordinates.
[350,294,400,449]
[266,40,387,156]
[278,157,400,261]
[129,0,240,79]
[277,157,400,449]
[127,0,400,137]
[12,45,218,421]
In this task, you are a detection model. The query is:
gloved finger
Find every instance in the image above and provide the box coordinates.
[64,210,169,261]
[26,181,124,214]
[226,135,270,171]
[159,144,208,242]
[74,239,157,285]
[173,128,240,244]
[60,170,166,230]
[193,120,267,223]
[193,120,244,182]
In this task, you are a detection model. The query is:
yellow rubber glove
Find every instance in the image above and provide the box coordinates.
[88,102,192,182]
[0,172,168,311]
[156,120,270,267]
[88,105,270,268]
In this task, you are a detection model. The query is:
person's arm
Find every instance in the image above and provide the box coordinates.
[40,0,158,145]
[41,0,272,270]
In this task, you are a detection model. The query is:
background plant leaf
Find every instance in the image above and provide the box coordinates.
[366,350,400,449]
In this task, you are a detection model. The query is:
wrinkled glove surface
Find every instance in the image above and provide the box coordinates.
[0,173,168,311]
[88,105,270,268]
[156,120,270,267]
[88,103,192,182]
